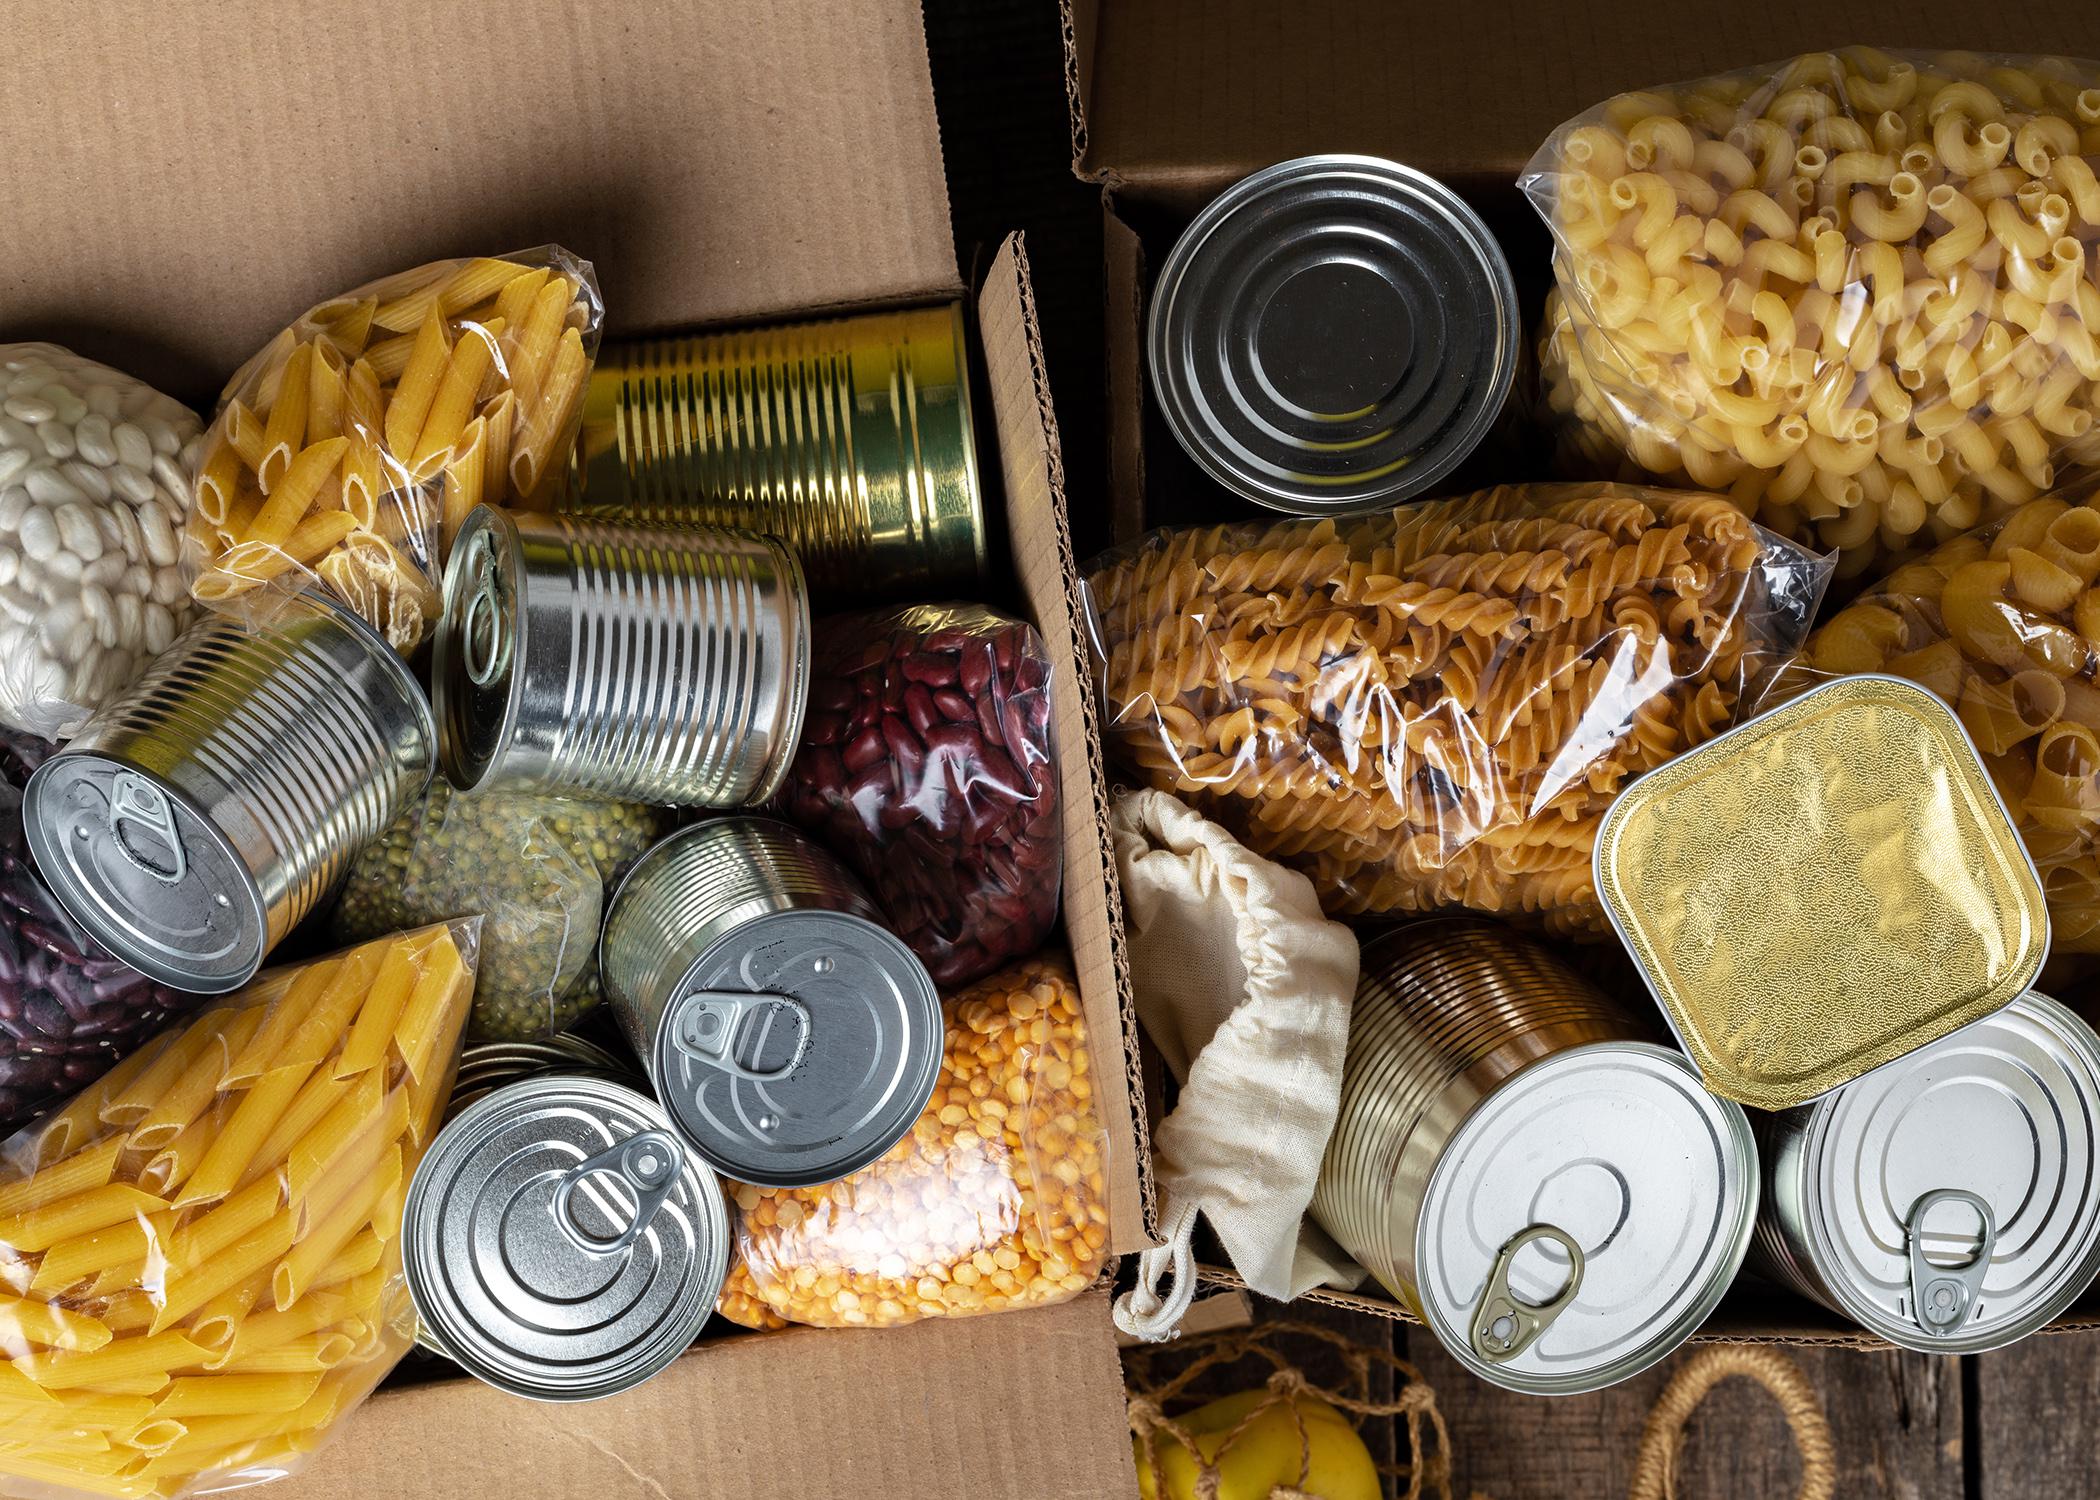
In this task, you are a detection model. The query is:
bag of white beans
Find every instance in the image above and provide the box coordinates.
[0,344,198,739]
[1523,48,2100,585]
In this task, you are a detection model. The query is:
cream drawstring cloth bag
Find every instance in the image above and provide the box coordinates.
[1111,788,1365,1341]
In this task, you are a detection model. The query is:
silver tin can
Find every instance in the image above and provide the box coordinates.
[442,1033,639,1124]
[1312,917,1757,1395]
[1753,991,2100,1353]
[434,505,809,806]
[25,592,434,993]
[601,817,942,1189]
[404,1074,728,1402]
[1149,155,1519,515]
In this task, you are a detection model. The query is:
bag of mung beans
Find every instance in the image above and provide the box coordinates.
[716,951,1111,1329]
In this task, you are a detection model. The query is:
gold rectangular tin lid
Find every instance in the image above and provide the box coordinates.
[1594,675,2049,1111]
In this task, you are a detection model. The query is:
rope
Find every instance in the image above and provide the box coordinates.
[1124,1319,1455,1500]
[1627,1347,1836,1500]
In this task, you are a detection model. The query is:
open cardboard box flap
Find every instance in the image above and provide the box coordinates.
[0,0,1149,1492]
[1063,0,2100,1347]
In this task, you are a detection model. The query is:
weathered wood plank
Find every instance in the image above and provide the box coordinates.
[1974,1332,2100,1498]
[1405,1332,1964,1500]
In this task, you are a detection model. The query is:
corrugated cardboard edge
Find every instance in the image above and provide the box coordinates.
[275,1292,1137,1500]
[976,234,1156,1252]
[1061,0,1097,176]
[1103,207,1148,546]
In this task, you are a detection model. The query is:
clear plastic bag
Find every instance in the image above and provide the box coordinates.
[0,344,200,740]
[185,248,604,652]
[780,604,1061,988]
[0,738,210,1138]
[717,951,1109,1330]
[0,919,478,1500]
[1084,483,1830,935]
[1775,479,2100,950]
[1523,49,2100,582]
[330,779,667,1040]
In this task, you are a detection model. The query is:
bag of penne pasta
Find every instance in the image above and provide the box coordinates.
[1773,479,2100,951]
[1083,483,1831,937]
[184,248,604,652]
[1522,48,2100,583]
[0,918,479,1500]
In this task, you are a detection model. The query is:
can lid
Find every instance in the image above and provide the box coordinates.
[656,908,942,1188]
[433,505,525,791]
[1595,675,2049,1110]
[1795,992,2100,1352]
[23,758,265,993]
[1148,154,1518,514]
[403,1074,728,1402]
[1414,1042,1757,1396]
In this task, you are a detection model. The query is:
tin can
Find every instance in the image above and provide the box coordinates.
[442,1033,639,1123]
[25,592,433,993]
[404,1074,730,1401]
[1311,917,1758,1395]
[558,304,986,598]
[601,817,942,1189]
[1148,155,1519,515]
[434,505,809,806]
[1754,991,2100,1353]
[1595,674,2049,1110]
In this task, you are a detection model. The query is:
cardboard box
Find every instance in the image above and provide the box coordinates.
[0,0,1149,1492]
[1062,0,2100,1347]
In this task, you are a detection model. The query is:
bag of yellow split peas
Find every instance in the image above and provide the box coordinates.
[1524,48,2100,583]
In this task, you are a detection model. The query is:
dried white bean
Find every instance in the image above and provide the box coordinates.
[44,551,82,583]
[39,422,75,460]
[84,554,127,589]
[116,560,147,595]
[6,372,47,398]
[3,396,56,424]
[0,588,36,626]
[110,505,142,560]
[111,465,154,506]
[142,601,176,654]
[55,504,103,561]
[17,508,59,561]
[24,468,84,507]
[113,422,153,472]
[39,598,81,650]
[0,450,26,488]
[0,419,30,451]
[85,385,121,420]
[151,454,185,497]
[74,415,114,466]
[63,460,111,503]
[61,618,92,662]
[0,488,24,531]
[0,552,16,590]
[136,501,177,567]
[146,418,181,457]
[151,567,187,606]
[115,593,142,645]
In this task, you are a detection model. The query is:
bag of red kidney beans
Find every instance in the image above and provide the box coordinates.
[782,604,1061,987]
[0,731,207,1133]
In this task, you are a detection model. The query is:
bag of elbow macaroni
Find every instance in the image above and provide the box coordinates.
[1772,479,2100,950]
[0,919,478,1500]
[1522,48,2100,585]
[184,248,603,653]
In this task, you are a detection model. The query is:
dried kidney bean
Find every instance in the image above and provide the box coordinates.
[0,740,206,1133]
[781,604,1061,988]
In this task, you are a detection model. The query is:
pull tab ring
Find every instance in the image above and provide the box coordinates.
[1907,1187,1996,1337]
[1469,1224,1585,1365]
[461,537,509,688]
[106,771,187,885]
[551,1129,685,1257]
[672,990,812,1084]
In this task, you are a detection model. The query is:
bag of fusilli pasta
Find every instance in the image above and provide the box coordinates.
[1523,48,2100,584]
[1772,478,2100,950]
[1083,483,1830,935]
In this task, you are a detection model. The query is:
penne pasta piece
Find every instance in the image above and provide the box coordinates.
[440,414,487,552]
[224,964,337,1089]
[333,937,419,1078]
[361,331,416,384]
[166,1174,282,1277]
[0,1186,168,1256]
[438,257,533,316]
[131,1006,262,1155]
[318,295,378,357]
[247,1069,353,1188]
[149,1371,322,1419]
[219,1331,356,1374]
[33,1035,173,1168]
[193,438,244,528]
[341,358,387,528]
[494,266,552,329]
[0,1451,151,1497]
[395,934,469,1084]
[282,1070,385,1209]
[38,1391,154,1429]
[240,437,351,550]
[482,387,517,504]
[220,1278,367,1367]
[91,1292,158,1337]
[193,513,362,600]
[190,1277,266,1363]
[256,342,314,492]
[28,1212,173,1296]
[102,1028,218,1130]
[140,1101,231,1199]
[221,399,268,475]
[0,1294,113,1354]
[409,318,505,476]
[306,340,347,442]
[176,1063,311,1210]
[272,1146,399,1311]
[309,1229,385,1292]
[270,945,382,1076]
[506,276,574,417]
[511,326,588,499]
[384,306,453,458]
[0,1135,126,1218]
[12,1329,209,1390]
[150,1213,295,1335]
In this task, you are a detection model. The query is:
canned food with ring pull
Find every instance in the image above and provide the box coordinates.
[600,818,942,1189]
[403,1074,729,1402]
[1311,917,1758,1395]
[24,591,435,993]
[1753,990,2100,1353]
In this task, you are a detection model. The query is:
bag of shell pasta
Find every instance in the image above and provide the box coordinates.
[1084,483,1829,936]
[717,951,1110,1329]
[1524,48,2100,582]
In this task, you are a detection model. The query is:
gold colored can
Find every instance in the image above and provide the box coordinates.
[1595,674,2049,1111]
[558,303,986,598]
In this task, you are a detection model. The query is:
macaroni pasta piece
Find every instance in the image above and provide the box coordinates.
[0,922,476,1499]
[1527,49,2100,578]
[1086,483,1828,933]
